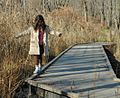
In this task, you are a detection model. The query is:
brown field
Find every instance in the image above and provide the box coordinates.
[0,0,120,98]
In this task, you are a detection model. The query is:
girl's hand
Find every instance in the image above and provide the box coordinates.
[15,33,20,38]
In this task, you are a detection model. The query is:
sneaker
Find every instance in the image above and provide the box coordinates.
[33,65,39,74]
[38,63,42,71]
[38,65,42,74]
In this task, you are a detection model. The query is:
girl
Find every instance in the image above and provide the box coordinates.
[16,15,61,74]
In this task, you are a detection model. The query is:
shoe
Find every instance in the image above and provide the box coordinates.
[38,63,42,70]
[33,65,39,74]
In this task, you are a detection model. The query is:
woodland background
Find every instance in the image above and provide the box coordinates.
[0,0,120,98]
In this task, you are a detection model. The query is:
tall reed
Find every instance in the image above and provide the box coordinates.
[0,1,120,98]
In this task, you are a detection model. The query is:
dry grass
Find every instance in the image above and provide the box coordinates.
[47,7,106,55]
[0,1,120,98]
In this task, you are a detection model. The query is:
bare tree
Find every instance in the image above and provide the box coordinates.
[83,0,88,22]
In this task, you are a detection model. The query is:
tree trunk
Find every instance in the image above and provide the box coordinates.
[83,0,88,22]
[100,0,105,26]
[109,0,113,27]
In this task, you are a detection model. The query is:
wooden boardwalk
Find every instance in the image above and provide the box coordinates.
[27,43,120,98]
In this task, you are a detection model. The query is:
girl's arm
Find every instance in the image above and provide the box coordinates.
[50,30,62,37]
[15,26,32,38]
[46,25,62,37]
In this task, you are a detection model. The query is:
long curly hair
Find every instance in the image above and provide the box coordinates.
[33,15,46,32]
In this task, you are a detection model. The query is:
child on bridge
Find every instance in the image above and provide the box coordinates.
[16,15,62,74]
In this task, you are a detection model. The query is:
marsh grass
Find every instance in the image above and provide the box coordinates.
[0,1,120,98]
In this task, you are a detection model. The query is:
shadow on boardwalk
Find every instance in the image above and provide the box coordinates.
[104,47,120,78]
[14,45,120,98]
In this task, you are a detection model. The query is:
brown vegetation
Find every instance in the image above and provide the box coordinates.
[0,0,120,98]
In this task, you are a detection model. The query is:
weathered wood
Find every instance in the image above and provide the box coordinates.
[27,79,70,97]
[42,44,76,73]
[26,44,75,81]
[26,43,119,98]
[114,78,120,82]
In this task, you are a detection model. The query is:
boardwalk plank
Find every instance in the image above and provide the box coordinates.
[27,43,119,98]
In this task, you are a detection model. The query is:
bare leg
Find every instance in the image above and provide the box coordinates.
[33,55,39,65]
[32,55,40,74]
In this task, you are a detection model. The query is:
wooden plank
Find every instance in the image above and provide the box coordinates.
[114,78,120,82]
[39,68,108,78]
[26,44,75,81]
[41,44,76,73]
[26,43,119,98]
[27,80,73,97]
[25,45,104,82]
[72,45,102,48]
[45,64,107,72]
